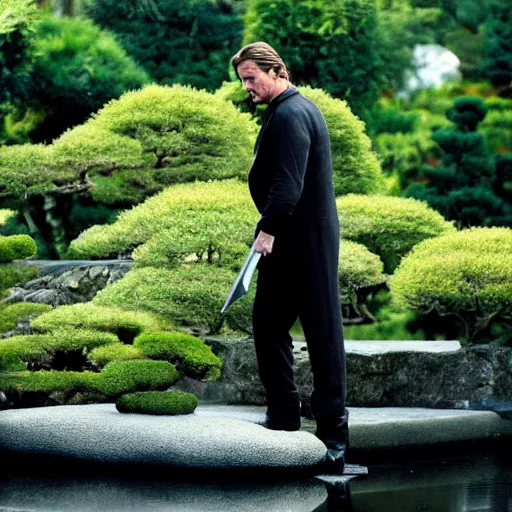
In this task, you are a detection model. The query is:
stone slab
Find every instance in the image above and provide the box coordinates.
[196,404,512,449]
[0,404,326,471]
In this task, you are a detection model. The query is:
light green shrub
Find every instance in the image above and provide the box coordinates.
[0,263,39,299]
[339,241,386,305]
[0,370,99,393]
[67,180,256,260]
[94,360,180,396]
[0,302,52,333]
[390,227,512,343]
[216,82,384,196]
[93,264,242,333]
[115,391,197,415]
[31,303,171,342]
[338,194,455,272]
[134,331,222,381]
[0,234,37,262]
[88,343,144,368]
[0,329,119,371]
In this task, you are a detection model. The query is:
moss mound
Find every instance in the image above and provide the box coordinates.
[115,391,197,415]
[87,343,144,368]
[94,359,180,397]
[134,331,222,381]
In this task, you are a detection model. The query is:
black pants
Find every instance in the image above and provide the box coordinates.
[253,241,346,421]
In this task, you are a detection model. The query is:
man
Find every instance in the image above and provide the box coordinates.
[231,42,348,471]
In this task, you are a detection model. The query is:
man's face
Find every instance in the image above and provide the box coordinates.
[237,60,278,104]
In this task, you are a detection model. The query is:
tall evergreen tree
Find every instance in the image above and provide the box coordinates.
[406,97,512,227]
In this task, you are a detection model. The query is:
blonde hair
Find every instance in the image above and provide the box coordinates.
[231,42,289,80]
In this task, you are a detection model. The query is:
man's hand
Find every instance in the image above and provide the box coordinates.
[254,230,275,256]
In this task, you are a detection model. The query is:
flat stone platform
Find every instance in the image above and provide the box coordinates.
[1,403,510,474]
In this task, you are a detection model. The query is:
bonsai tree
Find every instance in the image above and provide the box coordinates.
[0,84,258,257]
[390,227,512,344]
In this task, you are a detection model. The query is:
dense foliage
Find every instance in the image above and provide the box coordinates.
[338,194,455,272]
[87,0,243,92]
[406,96,512,227]
[390,227,512,344]
[116,390,198,415]
[243,0,383,116]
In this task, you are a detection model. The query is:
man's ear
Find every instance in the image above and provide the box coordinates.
[268,68,278,80]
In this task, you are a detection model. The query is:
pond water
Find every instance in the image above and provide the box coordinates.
[0,445,510,512]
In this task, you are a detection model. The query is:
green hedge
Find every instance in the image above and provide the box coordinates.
[116,391,198,415]
[0,234,37,262]
[87,343,144,368]
[390,227,512,343]
[93,264,245,333]
[134,331,222,381]
[0,329,118,371]
[338,194,455,273]
[216,83,384,196]
[94,360,180,396]
[0,302,52,334]
[31,303,171,343]
[67,180,256,260]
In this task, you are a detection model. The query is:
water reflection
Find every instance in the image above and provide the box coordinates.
[0,449,510,511]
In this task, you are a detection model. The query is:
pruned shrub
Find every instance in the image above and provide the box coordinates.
[339,241,386,305]
[0,329,119,371]
[31,303,171,343]
[338,194,455,273]
[93,264,242,333]
[67,180,256,260]
[390,227,512,344]
[0,302,52,334]
[0,370,99,394]
[94,360,180,396]
[216,83,384,196]
[88,343,144,368]
[0,234,37,262]
[134,331,222,381]
[116,391,198,415]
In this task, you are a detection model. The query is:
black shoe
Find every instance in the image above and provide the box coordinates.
[315,412,349,474]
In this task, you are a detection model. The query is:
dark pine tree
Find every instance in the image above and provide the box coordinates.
[406,96,512,228]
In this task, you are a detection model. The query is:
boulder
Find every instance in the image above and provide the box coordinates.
[0,403,327,472]
[196,339,512,413]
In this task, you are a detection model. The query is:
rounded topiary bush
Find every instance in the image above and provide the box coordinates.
[115,391,198,415]
[0,263,40,299]
[390,227,512,343]
[339,240,386,305]
[31,303,171,343]
[95,359,180,396]
[0,234,37,262]
[338,194,455,273]
[134,331,222,381]
[216,82,384,196]
[67,180,256,260]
